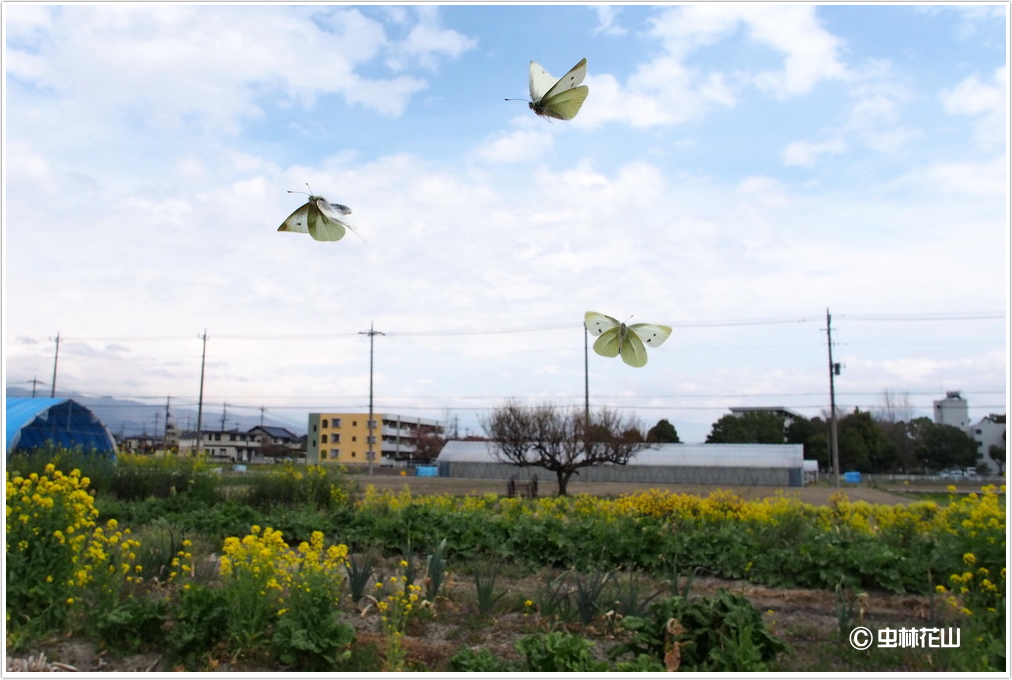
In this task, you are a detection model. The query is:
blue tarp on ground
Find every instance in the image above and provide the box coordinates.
[5,398,118,458]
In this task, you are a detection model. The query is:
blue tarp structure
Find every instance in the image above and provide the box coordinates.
[5,398,118,458]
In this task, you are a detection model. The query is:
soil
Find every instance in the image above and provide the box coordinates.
[5,572,944,673]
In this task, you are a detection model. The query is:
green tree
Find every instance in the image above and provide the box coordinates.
[705,411,786,444]
[837,409,899,473]
[785,416,826,465]
[915,422,978,471]
[646,419,680,443]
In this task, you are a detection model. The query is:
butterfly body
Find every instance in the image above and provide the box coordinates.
[278,193,355,242]
[584,311,672,368]
[529,58,589,120]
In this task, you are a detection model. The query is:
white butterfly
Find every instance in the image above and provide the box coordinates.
[278,188,357,242]
[528,58,589,120]
[584,311,672,368]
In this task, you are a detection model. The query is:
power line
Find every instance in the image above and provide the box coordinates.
[11,310,1002,345]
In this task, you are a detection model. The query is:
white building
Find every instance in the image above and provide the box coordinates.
[970,414,1006,474]
[435,441,808,486]
[933,391,970,429]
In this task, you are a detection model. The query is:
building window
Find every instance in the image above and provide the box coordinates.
[322,434,328,444]
[321,450,327,460]
[331,448,340,458]
[322,418,329,428]
[352,420,358,427]
[334,418,341,428]
[351,451,356,458]
[333,433,341,443]
[351,436,357,442]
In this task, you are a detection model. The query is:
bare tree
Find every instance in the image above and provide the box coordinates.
[480,399,647,495]
[874,389,914,423]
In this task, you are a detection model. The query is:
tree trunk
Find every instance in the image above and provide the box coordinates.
[555,469,574,495]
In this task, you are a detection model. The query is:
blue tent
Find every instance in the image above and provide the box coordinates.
[5,398,118,458]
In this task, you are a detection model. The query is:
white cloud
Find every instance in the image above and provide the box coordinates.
[782,138,847,167]
[592,5,628,36]
[471,126,555,164]
[3,5,472,135]
[895,157,1007,197]
[385,6,478,71]
[736,4,848,97]
[942,66,1007,150]
[580,5,846,130]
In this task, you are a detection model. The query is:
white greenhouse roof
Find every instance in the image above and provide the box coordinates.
[437,440,804,468]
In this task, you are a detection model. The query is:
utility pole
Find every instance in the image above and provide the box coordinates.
[164,397,171,451]
[220,402,229,431]
[260,406,266,427]
[49,332,62,397]
[196,330,207,456]
[584,325,590,425]
[359,323,385,475]
[826,309,841,488]
[27,377,45,398]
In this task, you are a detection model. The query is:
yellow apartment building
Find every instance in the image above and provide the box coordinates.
[306,412,444,466]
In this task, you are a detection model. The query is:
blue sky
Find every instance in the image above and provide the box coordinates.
[3,4,1007,443]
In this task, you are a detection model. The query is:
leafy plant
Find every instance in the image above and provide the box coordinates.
[515,631,609,672]
[533,570,575,625]
[572,568,615,625]
[425,537,449,602]
[447,647,518,672]
[472,561,508,617]
[166,584,229,670]
[345,550,379,606]
[608,590,789,672]
[93,596,168,655]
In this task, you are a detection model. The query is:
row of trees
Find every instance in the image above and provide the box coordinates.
[704,408,992,475]
[473,399,1001,495]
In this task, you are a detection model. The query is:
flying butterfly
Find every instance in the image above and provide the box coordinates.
[584,311,672,368]
[278,186,358,242]
[507,58,589,121]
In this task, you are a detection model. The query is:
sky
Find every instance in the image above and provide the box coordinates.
[3,3,1008,444]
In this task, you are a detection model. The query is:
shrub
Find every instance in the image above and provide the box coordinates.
[609,590,789,672]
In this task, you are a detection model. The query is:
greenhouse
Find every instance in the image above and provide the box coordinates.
[5,398,118,459]
[436,440,807,486]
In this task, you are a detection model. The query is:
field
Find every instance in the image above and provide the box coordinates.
[6,456,1006,673]
[353,473,917,505]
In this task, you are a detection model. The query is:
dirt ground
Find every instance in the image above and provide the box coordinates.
[353,474,916,506]
[6,569,944,673]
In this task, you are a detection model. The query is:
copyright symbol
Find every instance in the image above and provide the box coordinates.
[849,626,873,650]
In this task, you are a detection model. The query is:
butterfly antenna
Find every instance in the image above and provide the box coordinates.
[287,182,314,197]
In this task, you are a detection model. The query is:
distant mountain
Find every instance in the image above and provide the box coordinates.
[5,387,307,437]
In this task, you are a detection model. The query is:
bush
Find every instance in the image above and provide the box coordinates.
[166,584,229,670]
[111,454,220,503]
[609,590,789,672]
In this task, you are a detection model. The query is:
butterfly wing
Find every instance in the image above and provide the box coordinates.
[538,86,589,120]
[619,329,649,367]
[307,198,348,241]
[319,200,352,217]
[530,58,588,120]
[278,202,312,234]
[529,61,558,102]
[542,58,587,99]
[593,327,623,358]
[585,311,621,336]
[629,323,673,348]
